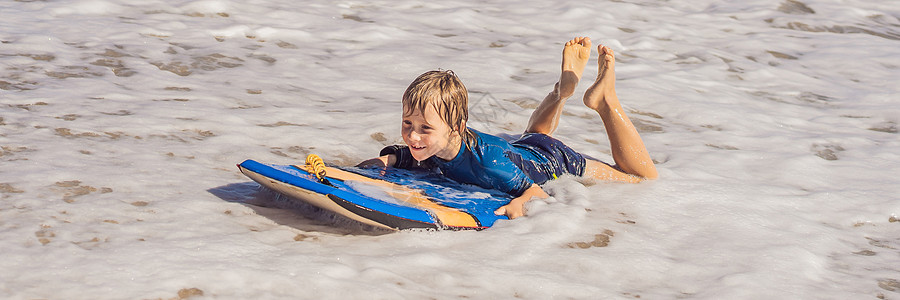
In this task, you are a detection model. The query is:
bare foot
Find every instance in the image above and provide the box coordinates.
[558,37,591,99]
[583,45,617,111]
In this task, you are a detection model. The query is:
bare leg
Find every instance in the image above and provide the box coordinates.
[583,45,658,180]
[525,37,591,135]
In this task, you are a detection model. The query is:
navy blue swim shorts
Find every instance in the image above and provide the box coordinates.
[511,133,586,184]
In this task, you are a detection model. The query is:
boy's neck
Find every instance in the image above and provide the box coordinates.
[435,134,463,161]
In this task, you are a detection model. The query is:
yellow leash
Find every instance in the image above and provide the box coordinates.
[305,154,327,181]
[294,154,332,186]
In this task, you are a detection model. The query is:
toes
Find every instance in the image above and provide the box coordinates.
[568,37,592,48]
[597,45,614,57]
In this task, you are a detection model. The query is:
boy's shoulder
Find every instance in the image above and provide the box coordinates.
[468,128,510,145]
[467,128,517,155]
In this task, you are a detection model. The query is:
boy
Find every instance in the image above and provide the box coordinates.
[358,37,658,219]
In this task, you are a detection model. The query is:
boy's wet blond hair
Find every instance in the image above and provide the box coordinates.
[402,70,477,149]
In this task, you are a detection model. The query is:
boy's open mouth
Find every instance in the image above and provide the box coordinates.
[410,145,426,150]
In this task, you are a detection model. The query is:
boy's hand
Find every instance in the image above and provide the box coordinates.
[494,184,547,219]
[356,155,395,168]
[494,202,526,219]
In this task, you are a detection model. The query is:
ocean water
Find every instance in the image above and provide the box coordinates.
[2,0,899,299]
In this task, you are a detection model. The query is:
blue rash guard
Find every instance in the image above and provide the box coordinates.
[380,129,586,197]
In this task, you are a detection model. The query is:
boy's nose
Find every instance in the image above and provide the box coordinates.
[407,130,420,141]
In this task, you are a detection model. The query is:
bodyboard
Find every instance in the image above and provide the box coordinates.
[237,159,511,230]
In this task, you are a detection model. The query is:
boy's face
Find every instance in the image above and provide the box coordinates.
[402,104,460,161]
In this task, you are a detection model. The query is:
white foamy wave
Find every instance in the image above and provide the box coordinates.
[1,0,898,299]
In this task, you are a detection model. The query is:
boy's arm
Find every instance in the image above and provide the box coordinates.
[357,144,416,169]
[494,184,548,219]
[356,155,396,168]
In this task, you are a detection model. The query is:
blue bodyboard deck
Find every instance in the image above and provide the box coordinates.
[237,159,510,230]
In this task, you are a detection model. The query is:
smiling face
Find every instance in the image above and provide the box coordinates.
[402,104,461,162]
[400,70,471,162]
